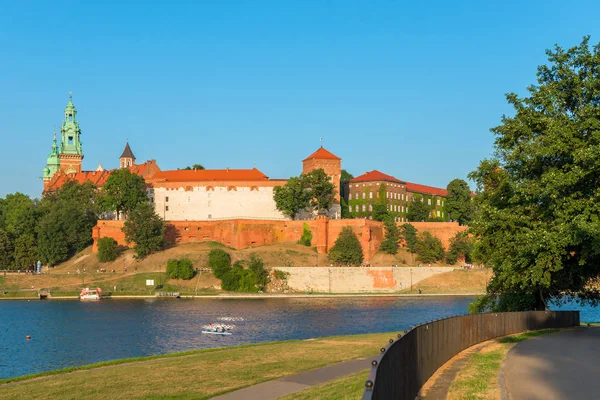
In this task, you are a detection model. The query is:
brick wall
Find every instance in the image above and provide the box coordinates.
[92,218,465,260]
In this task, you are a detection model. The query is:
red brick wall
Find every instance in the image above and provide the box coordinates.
[92,219,465,261]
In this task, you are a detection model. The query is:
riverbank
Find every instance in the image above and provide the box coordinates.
[0,331,395,399]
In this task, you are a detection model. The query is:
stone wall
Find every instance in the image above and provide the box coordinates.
[275,266,456,293]
[92,218,466,260]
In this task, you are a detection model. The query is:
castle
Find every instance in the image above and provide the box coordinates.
[43,95,448,222]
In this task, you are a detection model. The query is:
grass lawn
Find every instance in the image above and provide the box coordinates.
[279,369,369,400]
[0,332,392,400]
[447,329,559,400]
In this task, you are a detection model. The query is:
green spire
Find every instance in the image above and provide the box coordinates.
[43,131,61,180]
[60,92,83,155]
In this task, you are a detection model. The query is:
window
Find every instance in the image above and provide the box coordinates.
[402,206,405,212]
[68,136,73,145]
[355,193,359,200]
[437,210,440,217]
[368,204,372,211]
[386,192,389,199]
[362,204,366,212]
[401,194,404,201]
[349,205,352,213]
[165,196,169,202]
[208,214,212,219]
[188,197,191,203]
[369,192,373,199]
[165,206,169,211]
[437,199,440,206]
[208,200,211,207]
[428,199,431,205]
[355,205,359,212]
[362,192,366,199]
[394,193,397,199]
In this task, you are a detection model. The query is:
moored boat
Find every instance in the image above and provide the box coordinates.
[79,287,102,301]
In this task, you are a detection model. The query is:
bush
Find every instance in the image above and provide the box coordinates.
[297,223,313,246]
[415,231,445,263]
[97,237,118,262]
[328,227,364,266]
[446,232,474,264]
[380,217,400,254]
[208,249,231,279]
[274,269,290,280]
[217,254,269,293]
[166,258,195,280]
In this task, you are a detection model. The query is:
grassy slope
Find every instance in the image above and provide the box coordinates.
[403,269,490,294]
[280,369,369,400]
[0,332,392,400]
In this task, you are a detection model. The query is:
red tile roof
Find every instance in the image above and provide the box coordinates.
[303,147,341,161]
[44,161,159,192]
[349,170,405,184]
[406,182,447,197]
[150,168,269,182]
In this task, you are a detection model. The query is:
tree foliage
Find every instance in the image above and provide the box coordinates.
[274,169,335,218]
[445,231,473,264]
[166,258,195,280]
[210,252,269,292]
[380,217,400,254]
[297,223,313,246]
[340,169,354,218]
[399,224,418,263]
[407,197,431,222]
[208,249,232,278]
[468,37,600,311]
[328,227,364,266]
[446,179,473,225]
[123,202,166,258]
[182,164,205,170]
[97,237,119,263]
[415,231,444,263]
[100,169,147,219]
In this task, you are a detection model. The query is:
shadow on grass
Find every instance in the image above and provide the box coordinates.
[498,329,559,344]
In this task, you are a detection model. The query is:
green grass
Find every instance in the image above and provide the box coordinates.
[279,369,369,400]
[0,331,395,400]
[498,329,559,343]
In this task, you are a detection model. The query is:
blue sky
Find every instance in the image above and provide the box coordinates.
[2,0,600,198]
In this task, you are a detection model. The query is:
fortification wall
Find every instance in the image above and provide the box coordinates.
[275,266,456,293]
[92,218,465,260]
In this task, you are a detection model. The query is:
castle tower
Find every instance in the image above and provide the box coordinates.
[119,142,136,168]
[302,145,342,219]
[58,93,84,174]
[42,131,61,190]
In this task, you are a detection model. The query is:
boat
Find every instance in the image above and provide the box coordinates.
[201,324,234,335]
[79,287,102,301]
[201,330,232,335]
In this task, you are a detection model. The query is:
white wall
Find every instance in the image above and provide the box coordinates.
[149,186,286,221]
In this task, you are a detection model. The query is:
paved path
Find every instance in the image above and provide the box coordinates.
[502,327,600,400]
[211,356,371,400]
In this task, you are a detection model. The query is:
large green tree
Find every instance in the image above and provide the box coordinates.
[0,228,14,269]
[415,231,445,264]
[469,37,600,312]
[407,197,431,222]
[400,223,418,264]
[123,202,166,258]
[380,217,400,254]
[328,227,364,266]
[445,179,473,225]
[100,169,147,219]
[340,169,354,219]
[303,169,335,213]
[273,177,311,219]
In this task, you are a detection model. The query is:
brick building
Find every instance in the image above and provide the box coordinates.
[345,170,448,221]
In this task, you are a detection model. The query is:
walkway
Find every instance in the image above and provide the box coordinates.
[502,327,600,400]
[211,356,372,400]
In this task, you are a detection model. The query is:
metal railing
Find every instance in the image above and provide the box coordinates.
[363,310,580,400]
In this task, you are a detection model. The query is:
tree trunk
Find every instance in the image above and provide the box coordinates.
[535,288,547,311]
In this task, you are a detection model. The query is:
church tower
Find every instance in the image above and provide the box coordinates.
[120,142,136,168]
[58,93,84,174]
[42,131,61,190]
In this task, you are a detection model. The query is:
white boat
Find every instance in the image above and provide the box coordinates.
[201,330,232,335]
[202,323,234,335]
[79,287,102,301]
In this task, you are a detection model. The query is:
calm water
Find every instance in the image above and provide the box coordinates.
[0,297,597,380]
[0,296,472,379]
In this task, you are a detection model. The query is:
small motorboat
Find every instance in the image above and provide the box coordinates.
[79,287,102,301]
[202,324,234,335]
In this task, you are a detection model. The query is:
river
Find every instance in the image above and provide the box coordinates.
[0,296,597,380]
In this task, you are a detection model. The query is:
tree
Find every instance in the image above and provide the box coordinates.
[166,258,195,280]
[415,231,444,264]
[183,164,205,170]
[468,37,600,312]
[100,169,147,219]
[372,204,390,222]
[0,228,14,269]
[2,193,38,239]
[446,179,473,225]
[297,223,313,246]
[123,202,166,258]
[13,233,37,270]
[407,197,431,222]
[445,231,474,264]
[273,177,311,219]
[97,237,119,262]
[380,217,400,254]
[340,170,354,219]
[304,169,335,213]
[400,223,418,264]
[328,227,364,266]
[208,249,232,278]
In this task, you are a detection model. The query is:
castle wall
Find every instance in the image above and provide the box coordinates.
[275,266,457,293]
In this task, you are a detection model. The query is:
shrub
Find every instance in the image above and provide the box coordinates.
[445,232,474,264]
[415,231,445,263]
[208,249,231,279]
[274,269,290,280]
[166,258,195,280]
[328,227,364,266]
[218,255,269,293]
[123,202,166,258]
[297,223,313,246]
[97,237,118,262]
